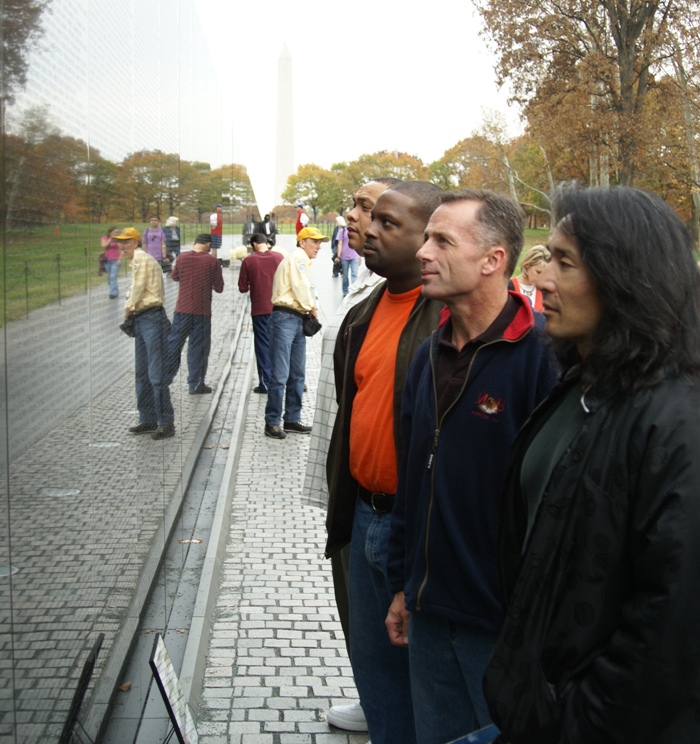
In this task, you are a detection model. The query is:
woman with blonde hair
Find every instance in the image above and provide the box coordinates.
[510,244,550,311]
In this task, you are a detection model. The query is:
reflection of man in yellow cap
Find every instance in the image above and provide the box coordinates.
[263,226,329,440]
[116,227,175,440]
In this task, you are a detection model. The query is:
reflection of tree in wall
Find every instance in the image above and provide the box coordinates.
[1,1,51,228]
[0,0,50,105]
[2,110,254,226]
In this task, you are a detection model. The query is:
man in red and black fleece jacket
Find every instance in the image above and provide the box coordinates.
[166,233,224,394]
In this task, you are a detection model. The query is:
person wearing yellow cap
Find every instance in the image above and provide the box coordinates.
[116,227,175,440]
[263,226,327,439]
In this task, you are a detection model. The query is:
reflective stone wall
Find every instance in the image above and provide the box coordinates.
[0,0,246,739]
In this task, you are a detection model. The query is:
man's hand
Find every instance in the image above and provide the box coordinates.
[310,308,318,319]
[386,591,410,647]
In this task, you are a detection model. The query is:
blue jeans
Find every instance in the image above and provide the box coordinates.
[408,612,498,744]
[264,310,305,425]
[166,311,211,391]
[134,308,174,425]
[251,313,272,390]
[105,259,119,297]
[349,498,416,744]
[341,258,358,296]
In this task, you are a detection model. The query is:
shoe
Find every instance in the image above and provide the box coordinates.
[151,424,175,440]
[109,294,118,299]
[129,423,157,435]
[327,702,368,732]
[189,384,212,395]
[264,424,286,440]
[283,421,312,434]
[253,386,268,394]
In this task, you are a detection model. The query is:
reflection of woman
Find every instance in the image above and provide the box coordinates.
[101,227,121,299]
[164,216,181,258]
[510,244,550,311]
[486,185,700,744]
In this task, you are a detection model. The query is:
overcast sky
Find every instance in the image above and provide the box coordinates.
[202,0,520,166]
[195,0,521,209]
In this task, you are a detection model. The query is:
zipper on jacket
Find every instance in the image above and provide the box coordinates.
[415,333,526,610]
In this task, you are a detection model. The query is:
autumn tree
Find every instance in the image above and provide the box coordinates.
[282,164,337,220]
[340,150,429,189]
[475,0,683,185]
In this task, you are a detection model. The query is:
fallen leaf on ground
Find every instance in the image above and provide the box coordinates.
[202,445,213,449]
[119,682,131,692]
[179,539,202,544]
[221,445,229,449]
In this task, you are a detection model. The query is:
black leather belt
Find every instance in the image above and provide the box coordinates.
[273,305,307,319]
[358,486,394,514]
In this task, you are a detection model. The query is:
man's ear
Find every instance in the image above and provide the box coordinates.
[482,246,506,276]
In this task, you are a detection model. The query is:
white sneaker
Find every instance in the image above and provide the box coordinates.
[327,701,368,732]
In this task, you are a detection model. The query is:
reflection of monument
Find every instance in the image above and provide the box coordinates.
[275,44,294,206]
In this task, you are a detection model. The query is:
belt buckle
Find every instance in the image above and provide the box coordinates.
[370,492,387,514]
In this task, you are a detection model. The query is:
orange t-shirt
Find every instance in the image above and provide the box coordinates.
[349,286,422,493]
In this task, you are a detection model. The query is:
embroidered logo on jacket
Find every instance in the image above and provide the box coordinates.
[473,392,505,419]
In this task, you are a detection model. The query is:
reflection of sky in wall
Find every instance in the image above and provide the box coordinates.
[11,0,225,168]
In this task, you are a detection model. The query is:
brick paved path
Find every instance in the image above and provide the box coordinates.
[196,258,368,744]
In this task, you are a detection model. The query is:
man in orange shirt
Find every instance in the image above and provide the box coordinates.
[325,181,444,744]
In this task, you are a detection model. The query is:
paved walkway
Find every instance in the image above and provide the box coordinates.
[195,249,368,743]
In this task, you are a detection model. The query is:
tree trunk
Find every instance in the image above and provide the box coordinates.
[673,42,700,245]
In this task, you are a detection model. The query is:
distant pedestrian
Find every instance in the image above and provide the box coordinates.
[101,226,121,299]
[209,204,223,259]
[143,215,167,267]
[238,233,285,394]
[164,216,181,258]
[264,226,326,440]
[331,218,343,278]
[262,214,278,246]
[295,204,310,235]
[335,216,359,296]
[117,227,175,440]
[167,234,224,395]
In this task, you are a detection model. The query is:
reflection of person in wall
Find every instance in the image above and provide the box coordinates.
[166,233,224,395]
[164,216,181,258]
[116,227,175,440]
[101,226,121,299]
[238,233,285,394]
[143,215,167,267]
[209,203,223,259]
[262,214,278,246]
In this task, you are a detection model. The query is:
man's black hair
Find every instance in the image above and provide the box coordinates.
[551,183,700,394]
[386,181,443,223]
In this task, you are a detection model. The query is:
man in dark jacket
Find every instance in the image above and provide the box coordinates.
[325,181,444,744]
[385,190,557,744]
[484,185,700,744]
